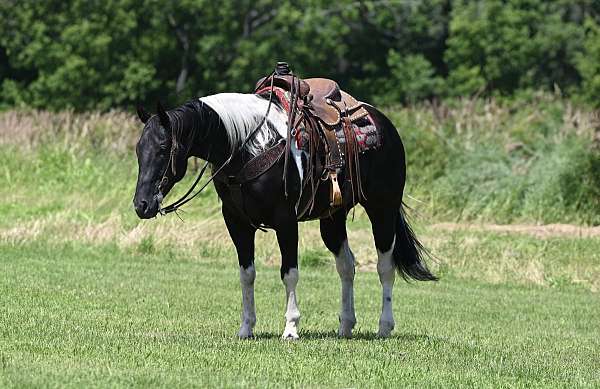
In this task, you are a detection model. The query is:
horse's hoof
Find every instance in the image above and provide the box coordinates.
[377,320,394,338]
[238,328,254,339]
[338,329,353,338]
[338,320,355,338]
[281,331,299,340]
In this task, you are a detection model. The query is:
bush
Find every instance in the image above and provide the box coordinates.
[576,19,600,107]
[523,138,600,224]
[2,1,599,110]
[376,51,445,105]
[445,0,588,97]
[388,94,600,225]
[1,94,598,225]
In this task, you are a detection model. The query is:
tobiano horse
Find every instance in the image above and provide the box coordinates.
[132,72,437,339]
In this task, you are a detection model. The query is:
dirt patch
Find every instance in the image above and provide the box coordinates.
[432,222,600,238]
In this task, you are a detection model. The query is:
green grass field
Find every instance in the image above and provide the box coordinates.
[2,240,599,387]
[1,101,599,387]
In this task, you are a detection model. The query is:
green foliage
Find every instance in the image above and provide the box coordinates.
[3,1,599,109]
[445,0,587,96]
[376,51,444,104]
[300,247,330,268]
[523,138,600,220]
[429,138,600,224]
[0,1,168,110]
[388,94,600,224]
[577,18,600,106]
[2,93,598,226]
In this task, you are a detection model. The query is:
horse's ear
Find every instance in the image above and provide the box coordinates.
[156,101,171,131]
[136,105,151,124]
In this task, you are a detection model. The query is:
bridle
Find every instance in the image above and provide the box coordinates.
[154,107,212,215]
[156,72,278,216]
[155,109,204,200]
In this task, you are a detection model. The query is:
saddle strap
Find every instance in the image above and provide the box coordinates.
[235,140,286,184]
[322,125,344,170]
[214,140,286,232]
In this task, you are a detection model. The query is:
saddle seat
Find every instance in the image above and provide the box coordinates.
[303,78,368,126]
[254,75,368,127]
[253,64,372,213]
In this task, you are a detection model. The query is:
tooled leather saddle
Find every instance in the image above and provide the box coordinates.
[254,62,377,219]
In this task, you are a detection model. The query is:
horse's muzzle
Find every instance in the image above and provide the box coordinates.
[133,197,159,219]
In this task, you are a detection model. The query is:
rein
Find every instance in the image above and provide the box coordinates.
[158,72,278,215]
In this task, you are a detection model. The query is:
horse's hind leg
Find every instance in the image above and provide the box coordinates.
[365,206,397,338]
[320,211,356,338]
[276,222,301,340]
[223,207,257,339]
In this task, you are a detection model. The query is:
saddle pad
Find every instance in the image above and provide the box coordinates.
[296,115,382,154]
[336,116,382,152]
[255,86,382,153]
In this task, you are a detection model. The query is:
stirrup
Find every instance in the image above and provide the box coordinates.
[329,170,342,207]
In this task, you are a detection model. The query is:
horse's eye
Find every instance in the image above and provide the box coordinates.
[159,143,169,151]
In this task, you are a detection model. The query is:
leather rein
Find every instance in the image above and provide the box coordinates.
[157,73,278,216]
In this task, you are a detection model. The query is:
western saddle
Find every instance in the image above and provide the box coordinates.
[254,62,369,218]
[256,65,368,126]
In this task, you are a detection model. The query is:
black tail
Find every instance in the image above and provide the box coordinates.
[393,206,438,281]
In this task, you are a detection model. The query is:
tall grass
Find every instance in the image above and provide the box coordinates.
[390,93,600,224]
[1,93,599,225]
[0,109,138,153]
[1,97,599,291]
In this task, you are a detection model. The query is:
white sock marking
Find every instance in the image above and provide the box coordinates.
[336,240,356,337]
[238,264,256,338]
[282,268,300,339]
[377,236,396,337]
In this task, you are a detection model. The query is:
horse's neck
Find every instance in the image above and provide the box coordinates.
[186,103,236,169]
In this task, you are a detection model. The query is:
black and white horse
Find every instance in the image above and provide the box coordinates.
[133,92,436,339]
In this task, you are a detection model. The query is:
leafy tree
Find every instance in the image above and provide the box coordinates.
[376,51,444,104]
[445,0,589,96]
[1,0,600,110]
[0,0,172,110]
[577,18,600,106]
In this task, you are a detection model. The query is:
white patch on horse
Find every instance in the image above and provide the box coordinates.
[336,239,356,338]
[199,93,304,181]
[377,236,396,338]
[238,264,256,339]
[282,268,300,340]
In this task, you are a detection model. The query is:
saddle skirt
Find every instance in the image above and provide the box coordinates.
[255,85,382,154]
[297,115,382,154]
[254,64,383,219]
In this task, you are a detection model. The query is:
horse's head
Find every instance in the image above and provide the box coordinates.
[133,103,189,219]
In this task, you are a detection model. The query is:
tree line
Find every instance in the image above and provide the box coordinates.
[1,0,599,111]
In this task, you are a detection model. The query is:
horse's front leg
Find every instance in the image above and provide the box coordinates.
[276,223,300,340]
[223,206,257,339]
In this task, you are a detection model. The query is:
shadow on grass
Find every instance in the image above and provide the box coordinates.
[253,330,445,343]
